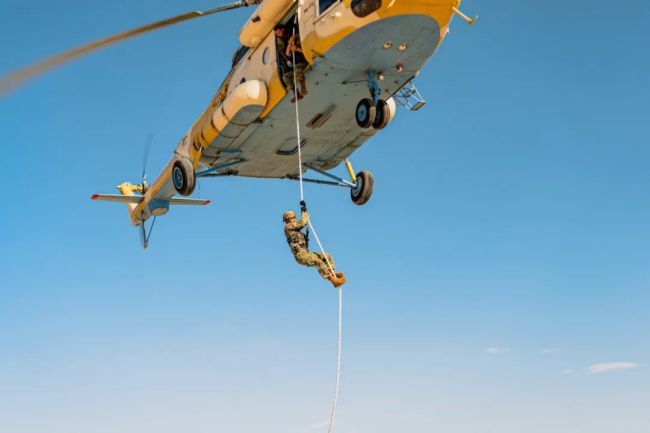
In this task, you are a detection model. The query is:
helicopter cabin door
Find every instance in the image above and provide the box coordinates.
[297,0,317,64]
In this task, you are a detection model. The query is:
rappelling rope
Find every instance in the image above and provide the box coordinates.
[291,27,343,433]
[329,285,343,433]
[292,35,305,203]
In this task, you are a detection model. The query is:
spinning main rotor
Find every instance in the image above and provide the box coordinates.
[0,0,261,95]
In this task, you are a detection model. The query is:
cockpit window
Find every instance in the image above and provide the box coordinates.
[232,45,250,67]
[319,0,338,15]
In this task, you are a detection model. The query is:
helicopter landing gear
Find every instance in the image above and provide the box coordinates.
[344,159,374,205]
[350,170,374,205]
[356,98,392,130]
[372,99,391,130]
[356,70,392,130]
[355,98,376,128]
[172,158,196,196]
[292,160,375,206]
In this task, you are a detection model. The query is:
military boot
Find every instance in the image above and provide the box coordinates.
[327,272,346,288]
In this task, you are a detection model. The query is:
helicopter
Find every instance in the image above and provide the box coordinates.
[1,0,476,248]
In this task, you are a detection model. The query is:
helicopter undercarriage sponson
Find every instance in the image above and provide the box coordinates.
[206,13,440,184]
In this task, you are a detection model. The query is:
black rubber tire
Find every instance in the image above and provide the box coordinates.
[355,98,376,129]
[372,99,391,130]
[351,170,374,205]
[172,158,196,196]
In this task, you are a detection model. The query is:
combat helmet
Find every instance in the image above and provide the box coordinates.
[283,210,296,222]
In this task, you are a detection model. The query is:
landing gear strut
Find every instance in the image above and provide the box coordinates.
[292,160,375,206]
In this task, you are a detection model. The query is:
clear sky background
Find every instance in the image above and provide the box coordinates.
[1,1,649,432]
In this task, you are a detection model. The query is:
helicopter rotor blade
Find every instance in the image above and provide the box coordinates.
[140,221,148,250]
[0,0,258,95]
[142,133,153,184]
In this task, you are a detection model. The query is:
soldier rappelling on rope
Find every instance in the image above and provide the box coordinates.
[283,201,346,287]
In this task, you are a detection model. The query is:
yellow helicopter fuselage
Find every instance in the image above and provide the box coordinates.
[130,0,461,224]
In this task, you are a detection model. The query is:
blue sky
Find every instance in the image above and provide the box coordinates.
[1,1,649,432]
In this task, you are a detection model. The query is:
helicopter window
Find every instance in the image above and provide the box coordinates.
[262,47,270,65]
[319,0,339,15]
[232,45,250,67]
[351,0,382,17]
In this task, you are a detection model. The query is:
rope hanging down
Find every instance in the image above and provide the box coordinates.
[291,33,343,433]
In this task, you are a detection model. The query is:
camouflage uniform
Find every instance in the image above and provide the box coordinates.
[284,211,336,279]
[276,33,306,93]
[282,64,305,93]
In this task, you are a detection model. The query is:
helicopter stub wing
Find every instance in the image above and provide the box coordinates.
[91,194,210,206]
[167,197,211,206]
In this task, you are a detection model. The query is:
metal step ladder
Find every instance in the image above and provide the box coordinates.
[393,80,426,111]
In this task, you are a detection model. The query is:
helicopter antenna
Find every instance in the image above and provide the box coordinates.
[0,0,260,95]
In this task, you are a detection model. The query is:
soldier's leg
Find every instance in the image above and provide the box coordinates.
[295,251,331,279]
[313,252,335,278]
[296,65,307,96]
[283,70,295,90]
[315,252,335,271]
[317,252,344,280]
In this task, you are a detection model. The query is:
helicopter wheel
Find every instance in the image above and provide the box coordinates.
[355,98,376,129]
[172,158,196,196]
[372,99,391,130]
[350,170,374,205]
